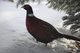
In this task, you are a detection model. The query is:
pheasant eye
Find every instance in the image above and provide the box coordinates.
[25,6,29,9]
[26,6,28,7]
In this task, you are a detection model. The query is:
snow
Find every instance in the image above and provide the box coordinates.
[0,1,80,53]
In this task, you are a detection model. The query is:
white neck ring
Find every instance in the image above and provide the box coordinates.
[28,14,34,17]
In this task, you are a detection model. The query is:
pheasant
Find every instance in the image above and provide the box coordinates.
[22,4,80,45]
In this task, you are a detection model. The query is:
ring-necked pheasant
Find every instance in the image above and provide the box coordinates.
[22,4,80,45]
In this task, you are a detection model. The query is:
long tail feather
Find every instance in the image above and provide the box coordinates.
[60,34,80,41]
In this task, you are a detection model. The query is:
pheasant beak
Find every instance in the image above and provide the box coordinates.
[21,6,24,8]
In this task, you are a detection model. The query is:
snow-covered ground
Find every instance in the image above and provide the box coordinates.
[0,1,80,53]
